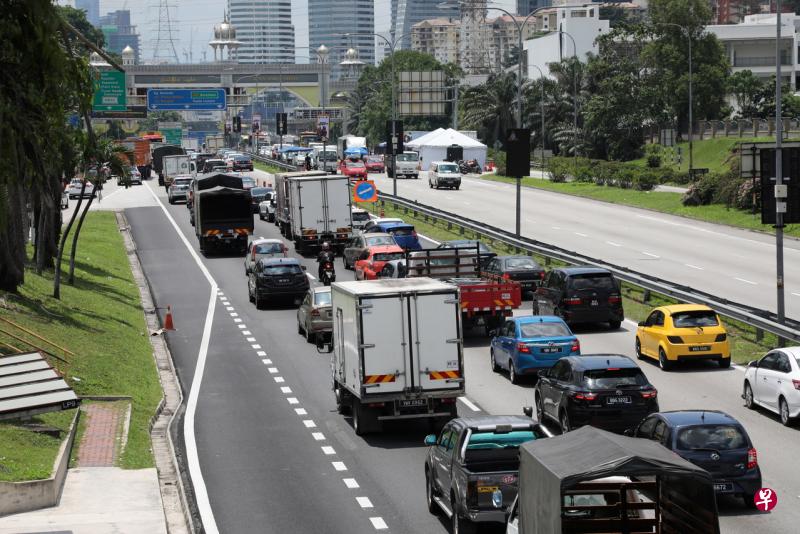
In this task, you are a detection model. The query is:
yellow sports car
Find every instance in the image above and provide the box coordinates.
[635,304,731,371]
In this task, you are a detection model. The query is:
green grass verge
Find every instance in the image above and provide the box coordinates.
[372,201,772,365]
[0,212,162,476]
[0,410,76,482]
[629,137,776,173]
[480,175,800,239]
[254,160,287,174]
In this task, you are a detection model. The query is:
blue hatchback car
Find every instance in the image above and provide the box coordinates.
[490,316,580,383]
[374,222,422,251]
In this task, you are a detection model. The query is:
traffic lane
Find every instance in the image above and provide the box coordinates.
[370,172,800,318]
[156,191,451,533]
[462,317,799,533]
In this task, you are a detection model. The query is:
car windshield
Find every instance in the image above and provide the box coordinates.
[374,252,404,261]
[388,226,414,236]
[262,264,302,275]
[582,368,648,389]
[569,273,616,290]
[314,291,332,305]
[506,258,540,270]
[438,164,459,173]
[466,430,535,450]
[255,243,283,254]
[519,322,571,338]
[251,188,271,196]
[352,211,371,222]
[242,178,256,187]
[671,310,719,328]
[367,156,382,162]
[676,424,748,451]
[397,153,418,162]
[366,236,396,246]
[346,161,365,168]
[234,156,250,161]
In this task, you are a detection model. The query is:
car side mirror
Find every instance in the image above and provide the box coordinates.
[360,251,370,260]
[301,265,307,271]
[522,406,533,418]
[748,360,758,368]
[316,337,333,354]
[623,428,634,437]
[424,434,437,446]
[637,321,647,327]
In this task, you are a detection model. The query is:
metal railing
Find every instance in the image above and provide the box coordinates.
[378,193,800,344]
[248,152,298,172]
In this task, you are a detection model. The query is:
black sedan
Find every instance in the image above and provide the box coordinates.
[531,354,658,434]
[483,255,545,294]
[232,155,254,171]
[247,257,309,309]
[628,410,761,508]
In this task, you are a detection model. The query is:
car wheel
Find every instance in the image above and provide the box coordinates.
[428,180,433,189]
[297,321,303,335]
[254,291,263,310]
[718,357,731,369]
[426,471,439,514]
[658,347,673,371]
[609,320,621,330]
[743,382,755,409]
[560,410,571,433]
[490,350,499,372]
[535,394,545,422]
[455,185,460,190]
[780,397,793,426]
[635,337,644,360]
[509,360,520,384]
[305,323,315,344]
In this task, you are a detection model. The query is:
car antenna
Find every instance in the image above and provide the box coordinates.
[701,411,705,421]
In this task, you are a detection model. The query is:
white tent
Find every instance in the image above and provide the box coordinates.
[406,128,488,171]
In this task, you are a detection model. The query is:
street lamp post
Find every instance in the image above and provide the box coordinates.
[528,63,547,176]
[775,0,786,326]
[317,45,329,173]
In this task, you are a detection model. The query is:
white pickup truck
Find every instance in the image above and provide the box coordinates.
[331,278,465,435]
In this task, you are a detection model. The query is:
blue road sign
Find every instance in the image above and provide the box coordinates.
[147,89,227,111]
[353,180,378,203]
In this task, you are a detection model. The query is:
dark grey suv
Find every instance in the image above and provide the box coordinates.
[248,257,309,309]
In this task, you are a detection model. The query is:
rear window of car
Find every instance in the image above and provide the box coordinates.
[346,161,365,168]
[671,310,719,328]
[262,264,302,275]
[352,211,371,222]
[255,243,283,254]
[314,291,332,305]
[174,178,192,186]
[366,236,395,246]
[251,188,271,196]
[568,273,617,290]
[366,156,383,163]
[396,153,419,162]
[676,425,748,451]
[234,155,251,161]
[466,430,536,450]
[506,258,540,270]
[519,322,571,338]
[374,252,404,261]
[388,226,414,236]
[582,368,647,388]
[242,179,256,187]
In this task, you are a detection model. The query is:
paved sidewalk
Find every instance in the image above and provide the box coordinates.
[77,402,126,467]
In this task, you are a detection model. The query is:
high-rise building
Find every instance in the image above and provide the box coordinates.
[99,10,141,63]
[228,0,295,63]
[76,0,100,26]
[411,18,460,65]
[309,0,374,79]
[516,0,550,17]
[392,0,459,50]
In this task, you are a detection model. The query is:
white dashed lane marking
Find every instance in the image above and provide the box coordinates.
[370,517,388,530]
[274,376,285,383]
[280,386,292,393]
[332,461,347,471]
[684,264,703,270]
[295,408,307,415]
[268,367,279,374]
[322,446,336,455]
[343,478,359,489]
[574,232,588,237]
[303,420,317,428]
[312,432,325,441]
[642,252,660,258]
[459,397,481,412]
[606,241,622,247]
[735,277,758,285]
[356,497,373,509]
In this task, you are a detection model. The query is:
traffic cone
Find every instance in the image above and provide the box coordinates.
[164,306,175,331]
[380,207,385,217]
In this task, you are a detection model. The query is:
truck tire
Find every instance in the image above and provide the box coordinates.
[352,401,380,435]
[451,500,476,534]
[334,384,350,415]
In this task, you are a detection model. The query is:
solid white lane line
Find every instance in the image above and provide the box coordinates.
[332,461,347,471]
[356,497,373,508]
[684,264,703,270]
[303,420,317,428]
[295,408,307,415]
[642,252,660,258]
[606,241,622,247]
[312,432,325,441]
[274,376,285,383]
[144,182,220,534]
[369,517,388,530]
[574,232,588,237]
[321,446,336,455]
[343,478,360,489]
[735,277,757,285]
[459,397,481,412]
[280,386,292,394]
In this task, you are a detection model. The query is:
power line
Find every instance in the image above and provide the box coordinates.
[150,0,180,63]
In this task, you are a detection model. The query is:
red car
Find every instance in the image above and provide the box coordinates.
[340,160,368,181]
[354,245,406,280]
[364,155,385,173]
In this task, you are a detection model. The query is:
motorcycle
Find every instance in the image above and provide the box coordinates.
[321,261,336,286]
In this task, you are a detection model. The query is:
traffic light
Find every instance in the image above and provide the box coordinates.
[386,120,404,155]
[276,113,288,136]
[505,128,531,178]
[233,116,242,133]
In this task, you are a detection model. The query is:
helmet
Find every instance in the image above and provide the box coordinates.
[321,242,331,251]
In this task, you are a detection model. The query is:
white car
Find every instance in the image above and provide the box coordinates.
[351,208,371,233]
[128,166,143,185]
[259,197,276,222]
[743,347,800,426]
[167,176,193,204]
[67,178,95,199]
[244,238,288,274]
[428,161,462,190]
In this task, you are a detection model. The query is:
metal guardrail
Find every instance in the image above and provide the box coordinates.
[378,193,800,344]
[248,152,299,172]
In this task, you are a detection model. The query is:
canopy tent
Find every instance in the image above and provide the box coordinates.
[405,128,487,171]
[518,426,720,534]
[344,146,368,157]
[279,146,313,153]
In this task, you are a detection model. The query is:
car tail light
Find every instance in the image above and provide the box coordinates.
[571,339,580,353]
[747,448,758,469]
[517,342,531,353]
[564,297,581,306]
[792,379,800,390]
[440,397,457,404]
[367,402,385,408]
[502,273,511,280]
[311,308,320,317]
[667,336,684,344]
[641,389,658,399]
[608,295,621,304]
[715,333,727,342]
[571,391,597,401]
[540,271,546,280]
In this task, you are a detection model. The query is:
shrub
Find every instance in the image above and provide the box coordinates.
[593,161,615,186]
[634,168,659,191]
[572,157,594,182]
[647,154,662,168]
[736,179,759,211]
[547,157,570,183]
[615,166,636,189]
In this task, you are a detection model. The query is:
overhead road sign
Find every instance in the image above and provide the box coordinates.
[353,180,378,203]
[147,89,227,111]
[92,71,127,112]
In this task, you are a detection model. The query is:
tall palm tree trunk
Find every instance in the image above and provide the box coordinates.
[67,190,93,285]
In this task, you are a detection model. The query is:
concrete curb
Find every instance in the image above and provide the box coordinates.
[0,409,79,516]
[116,210,194,534]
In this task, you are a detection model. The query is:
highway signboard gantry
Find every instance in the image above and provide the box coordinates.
[147,89,227,111]
[92,71,127,112]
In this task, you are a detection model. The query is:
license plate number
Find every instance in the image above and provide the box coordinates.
[501,293,511,299]
[713,482,733,492]
[590,299,599,306]
[399,399,427,408]
[690,346,711,352]
[541,347,560,354]
[607,396,631,405]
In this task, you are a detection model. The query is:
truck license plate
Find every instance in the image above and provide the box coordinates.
[690,346,711,352]
[399,399,427,408]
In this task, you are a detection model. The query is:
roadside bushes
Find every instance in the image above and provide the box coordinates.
[545,157,659,191]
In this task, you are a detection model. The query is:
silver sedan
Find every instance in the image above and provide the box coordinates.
[296,286,332,343]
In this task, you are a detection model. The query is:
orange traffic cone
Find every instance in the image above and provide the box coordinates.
[164,306,175,331]
[380,206,385,217]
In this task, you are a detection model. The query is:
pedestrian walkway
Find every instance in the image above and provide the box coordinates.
[77,402,127,467]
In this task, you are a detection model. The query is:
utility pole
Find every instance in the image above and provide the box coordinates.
[775,0,786,327]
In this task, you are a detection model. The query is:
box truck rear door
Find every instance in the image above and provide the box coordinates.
[359,296,408,394]
[411,292,463,391]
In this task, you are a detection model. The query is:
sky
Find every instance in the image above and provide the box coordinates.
[62,0,515,64]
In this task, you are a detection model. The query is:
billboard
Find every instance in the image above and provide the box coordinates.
[147,89,226,111]
[398,71,446,116]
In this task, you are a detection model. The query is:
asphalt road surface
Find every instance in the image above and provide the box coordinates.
[370,171,800,320]
[118,170,798,534]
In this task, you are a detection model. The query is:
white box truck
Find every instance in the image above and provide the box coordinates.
[386,150,420,179]
[288,174,352,253]
[331,278,465,435]
[162,154,191,188]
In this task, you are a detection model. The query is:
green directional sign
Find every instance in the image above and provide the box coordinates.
[92,70,126,112]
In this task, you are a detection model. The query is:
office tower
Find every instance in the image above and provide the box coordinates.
[228,0,295,63]
[392,0,460,50]
[309,0,375,79]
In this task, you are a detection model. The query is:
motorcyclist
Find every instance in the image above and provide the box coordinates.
[317,241,335,280]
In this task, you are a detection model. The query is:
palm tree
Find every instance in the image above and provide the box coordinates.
[460,72,519,147]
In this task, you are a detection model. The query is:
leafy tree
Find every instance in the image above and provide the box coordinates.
[728,70,765,118]
[60,5,105,51]
[138,111,182,134]
[460,71,518,149]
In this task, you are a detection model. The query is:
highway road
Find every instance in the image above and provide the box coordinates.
[117,170,798,533]
[370,172,800,320]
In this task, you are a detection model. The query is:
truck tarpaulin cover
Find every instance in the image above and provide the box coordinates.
[518,426,719,534]
[195,173,243,191]
[152,145,185,172]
